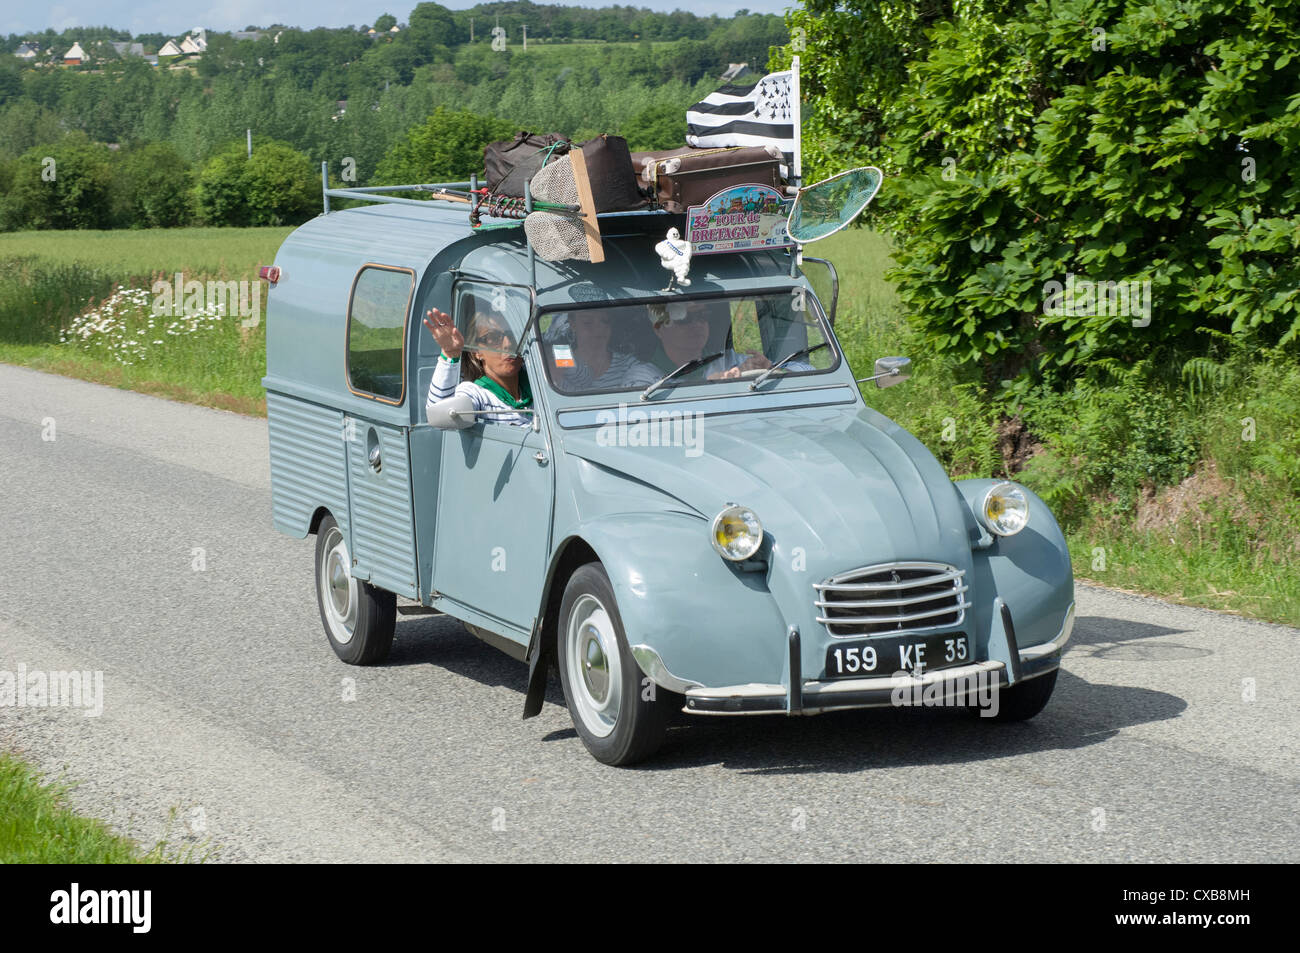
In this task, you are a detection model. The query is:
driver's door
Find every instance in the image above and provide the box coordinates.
[431,282,554,645]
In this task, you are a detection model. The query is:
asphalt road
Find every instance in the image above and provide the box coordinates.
[2,363,1297,863]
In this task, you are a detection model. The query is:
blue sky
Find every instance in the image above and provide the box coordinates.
[8,2,797,36]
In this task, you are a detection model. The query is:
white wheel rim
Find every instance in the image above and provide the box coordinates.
[320,526,357,645]
[566,594,622,739]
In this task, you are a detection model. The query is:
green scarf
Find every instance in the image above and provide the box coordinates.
[474,368,532,408]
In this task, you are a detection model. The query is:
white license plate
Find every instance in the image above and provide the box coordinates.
[825,633,970,678]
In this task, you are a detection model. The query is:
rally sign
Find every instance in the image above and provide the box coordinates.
[685,185,793,255]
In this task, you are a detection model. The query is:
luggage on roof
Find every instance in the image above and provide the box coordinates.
[631,145,786,213]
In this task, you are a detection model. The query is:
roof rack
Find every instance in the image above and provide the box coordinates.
[320,162,480,214]
[322,162,558,285]
[317,162,678,290]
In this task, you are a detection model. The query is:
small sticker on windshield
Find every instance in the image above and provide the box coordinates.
[553,344,575,368]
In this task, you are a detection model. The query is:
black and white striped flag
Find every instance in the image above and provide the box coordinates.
[686,69,797,178]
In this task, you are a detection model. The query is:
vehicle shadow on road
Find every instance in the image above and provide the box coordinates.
[389,613,1189,772]
[641,668,1187,774]
[387,614,569,705]
[1069,615,1214,662]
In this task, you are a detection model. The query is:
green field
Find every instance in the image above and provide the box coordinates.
[0,224,1295,625]
[0,227,290,276]
[0,226,288,413]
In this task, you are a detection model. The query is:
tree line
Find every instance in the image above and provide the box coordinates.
[0,4,787,230]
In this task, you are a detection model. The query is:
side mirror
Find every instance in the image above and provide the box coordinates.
[426,392,478,430]
[856,356,911,389]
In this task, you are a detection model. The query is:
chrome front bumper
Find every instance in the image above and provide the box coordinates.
[681,601,1075,716]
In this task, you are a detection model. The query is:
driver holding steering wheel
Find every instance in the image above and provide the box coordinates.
[647,300,772,380]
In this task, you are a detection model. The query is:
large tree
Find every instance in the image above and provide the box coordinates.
[774,0,1300,381]
[406,3,465,48]
[194,139,317,226]
[374,106,513,183]
[0,135,114,230]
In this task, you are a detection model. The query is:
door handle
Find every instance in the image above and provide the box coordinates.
[533,451,548,465]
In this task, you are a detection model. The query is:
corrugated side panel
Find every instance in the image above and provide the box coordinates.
[266,392,349,541]
[347,424,418,598]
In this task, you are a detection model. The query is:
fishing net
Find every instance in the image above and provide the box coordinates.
[787,167,884,244]
[524,156,598,262]
[530,154,580,207]
[525,211,591,262]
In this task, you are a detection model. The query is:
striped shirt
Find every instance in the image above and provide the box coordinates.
[426,355,534,427]
[559,350,662,392]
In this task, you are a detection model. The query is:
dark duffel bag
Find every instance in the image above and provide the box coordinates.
[575,134,648,213]
[630,145,785,213]
[485,131,570,196]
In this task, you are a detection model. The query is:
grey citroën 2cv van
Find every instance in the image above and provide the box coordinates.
[262,160,1075,765]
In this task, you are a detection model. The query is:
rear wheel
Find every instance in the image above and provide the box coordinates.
[314,514,395,665]
[557,563,672,766]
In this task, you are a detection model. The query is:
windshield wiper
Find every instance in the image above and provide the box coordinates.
[748,342,829,390]
[640,351,724,400]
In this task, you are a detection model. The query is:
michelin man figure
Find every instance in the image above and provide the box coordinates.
[655,227,693,291]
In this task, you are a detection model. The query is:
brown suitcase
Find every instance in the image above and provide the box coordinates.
[629,145,785,213]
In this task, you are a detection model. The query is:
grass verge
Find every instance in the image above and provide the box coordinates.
[0,752,157,863]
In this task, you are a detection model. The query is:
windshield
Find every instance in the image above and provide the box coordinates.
[537,292,837,396]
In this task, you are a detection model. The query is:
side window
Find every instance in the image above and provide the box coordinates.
[452,281,534,381]
[348,265,414,403]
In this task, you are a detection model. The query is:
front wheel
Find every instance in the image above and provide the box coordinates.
[314,514,395,665]
[557,563,673,766]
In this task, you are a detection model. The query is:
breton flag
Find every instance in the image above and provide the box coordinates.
[685,61,801,180]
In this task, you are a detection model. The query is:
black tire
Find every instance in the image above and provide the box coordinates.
[978,668,1058,722]
[314,514,395,665]
[557,562,673,766]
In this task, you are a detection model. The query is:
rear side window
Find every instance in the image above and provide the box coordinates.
[347,264,414,403]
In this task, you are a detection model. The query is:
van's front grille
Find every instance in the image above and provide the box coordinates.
[813,562,969,637]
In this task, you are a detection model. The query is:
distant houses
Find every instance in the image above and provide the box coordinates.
[12,25,285,69]
[179,29,208,54]
[12,35,163,67]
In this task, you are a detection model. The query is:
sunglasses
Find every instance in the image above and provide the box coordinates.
[475,329,515,348]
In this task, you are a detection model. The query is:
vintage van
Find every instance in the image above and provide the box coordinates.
[262,177,1075,765]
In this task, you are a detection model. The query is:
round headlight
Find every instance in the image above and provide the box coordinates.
[711,504,763,561]
[981,482,1030,536]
